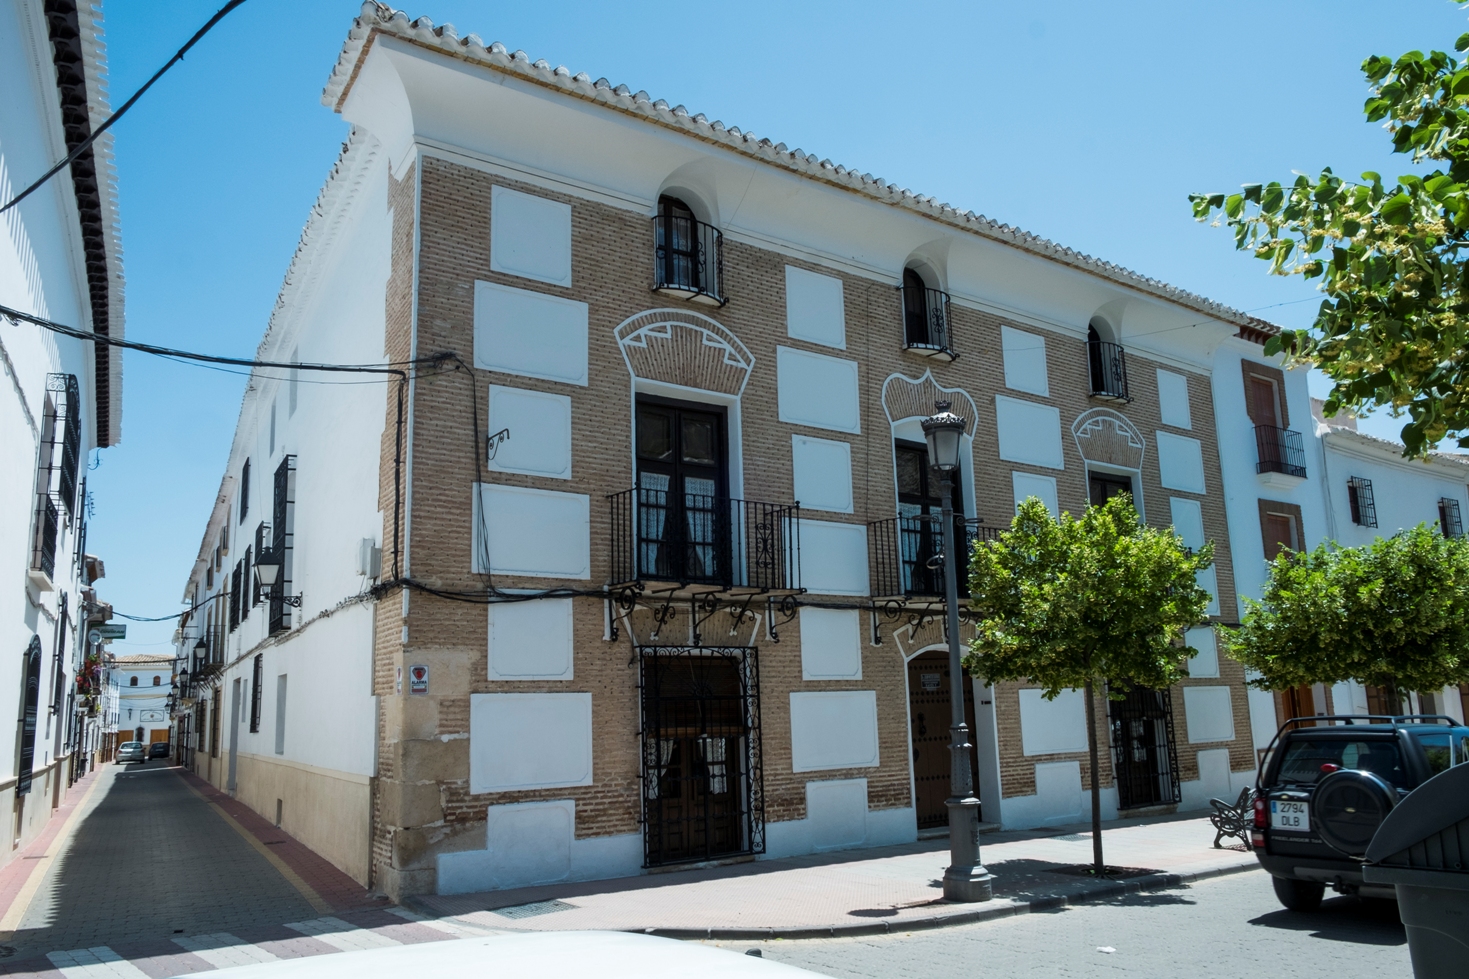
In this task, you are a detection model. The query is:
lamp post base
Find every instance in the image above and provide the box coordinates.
[943,795,993,903]
[943,864,995,903]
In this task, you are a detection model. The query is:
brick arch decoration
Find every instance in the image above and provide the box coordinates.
[881,369,979,429]
[614,309,754,396]
[1071,407,1146,470]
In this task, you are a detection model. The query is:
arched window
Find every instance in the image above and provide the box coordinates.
[152,676,161,686]
[653,196,723,303]
[1087,320,1130,401]
[129,676,138,686]
[899,267,951,355]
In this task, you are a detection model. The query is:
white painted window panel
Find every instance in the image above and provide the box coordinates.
[791,435,853,513]
[473,484,590,579]
[1001,326,1050,397]
[1183,686,1236,743]
[1196,565,1221,616]
[1156,431,1206,494]
[996,396,1063,469]
[785,266,846,349]
[1012,471,1059,516]
[470,693,593,791]
[489,598,574,680]
[487,386,573,479]
[777,347,861,434]
[806,778,868,849]
[789,691,880,772]
[1156,369,1192,429]
[485,800,573,886]
[1018,688,1088,755]
[473,281,589,386]
[1170,497,1205,550]
[490,185,572,286]
[1186,626,1219,678]
[799,607,862,680]
[797,519,869,596]
[1034,760,1083,818]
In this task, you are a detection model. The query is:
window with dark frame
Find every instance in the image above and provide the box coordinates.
[249,654,263,733]
[1439,497,1464,538]
[895,439,964,595]
[1088,470,1134,508]
[239,459,250,524]
[1347,477,1378,528]
[229,562,241,632]
[268,456,296,635]
[635,400,728,583]
[1262,510,1298,562]
[653,196,723,303]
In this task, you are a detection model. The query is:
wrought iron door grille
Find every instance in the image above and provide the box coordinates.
[1108,687,1181,810]
[868,516,997,598]
[1347,476,1378,528]
[652,213,725,305]
[1086,340,1131,402]
[1439,497,1464,538]
[1254,425,1307,477]
[639,645,764,868]
[609,488,799,591]
[898,283,953,356]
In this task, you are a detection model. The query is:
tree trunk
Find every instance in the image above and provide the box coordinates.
[1084,678,1104,876]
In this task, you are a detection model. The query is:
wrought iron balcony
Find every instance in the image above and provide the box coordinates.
[1255,425,1307,478]
[1087,339,1130,402]
[652,212,725,306]
[868,515,997,599]
[899,282,955,360]
[31,496,58,581]
[609,487,800,592]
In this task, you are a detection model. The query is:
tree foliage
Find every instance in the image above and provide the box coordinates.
[1191,38,1469,455]
[963,496,1214,697]
[1221,524,1469,693]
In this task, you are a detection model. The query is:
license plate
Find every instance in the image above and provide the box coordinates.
[1271,799,1309,832]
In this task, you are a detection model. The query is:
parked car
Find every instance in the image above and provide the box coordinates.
[180,930,817,978]
[115,742,144,763]
[1252,714,1469,911]
[148,742,170,759]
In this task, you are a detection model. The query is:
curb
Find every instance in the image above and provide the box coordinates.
[636,861,1261,940]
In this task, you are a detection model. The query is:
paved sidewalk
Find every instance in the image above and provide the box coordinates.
[408,814,1260,938]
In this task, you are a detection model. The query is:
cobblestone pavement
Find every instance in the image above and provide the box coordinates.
[711,871,1410,979]
[0,764,498,978]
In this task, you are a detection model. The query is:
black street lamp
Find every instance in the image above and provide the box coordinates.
[254,552,302,607]
[920,400,994,903]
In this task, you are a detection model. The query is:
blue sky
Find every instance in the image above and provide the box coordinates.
[88,0,1469,652]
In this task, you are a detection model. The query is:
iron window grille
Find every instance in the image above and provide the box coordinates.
[16,637,42,796]
[1439,497,1464,538]
[31,498,58,581]
[609,488,800,592]
[47,374,81,516]
[249,654,263,733]
[1108,686,1182,810]
[639,645,764,868]
[268,456,296,635]
[652,197,725,306]
[1086,338,1130,402]
[239,459,250,524]
[1254,425,1307,478]
[868,516,997,599]
[229,562,241,632]
[1347,476,1378,528]
[898,274,954,360]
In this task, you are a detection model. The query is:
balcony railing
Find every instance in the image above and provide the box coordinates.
[1255,425,1307,478]
[1087,339,1130,402]
[652,212,724,306]
[868,515,998,599]
[31,496,58,580]
[609,488,800,592]
[899,283,954,359]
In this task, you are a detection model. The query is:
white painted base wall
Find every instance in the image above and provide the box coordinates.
[436,799,641,894]
[763,778,916,859]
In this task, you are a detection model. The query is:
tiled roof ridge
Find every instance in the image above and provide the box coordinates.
[322,2,1280,336]
[1325,424,1469,469]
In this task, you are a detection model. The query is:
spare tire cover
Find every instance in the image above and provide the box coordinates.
[1313,769,1396,858]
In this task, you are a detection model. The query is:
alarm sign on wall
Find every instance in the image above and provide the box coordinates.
[409,664,429,695]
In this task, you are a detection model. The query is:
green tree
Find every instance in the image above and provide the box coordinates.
[1190,36,1469,455]
[1221,524,1469,700]
[965,496,1213,875]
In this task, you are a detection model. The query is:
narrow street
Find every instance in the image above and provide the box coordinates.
[0,765,488,978]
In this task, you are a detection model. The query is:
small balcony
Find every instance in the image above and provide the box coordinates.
[1255,425,1307,479]
[868,514,997,599]
[652,212,725,306]
[1087,339,1131,402]
[28,496,58,591]
[899,282,955,361]
[609,487,800,593]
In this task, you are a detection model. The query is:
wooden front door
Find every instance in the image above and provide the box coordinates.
[1278,685,1316,727]
[907,651,981,829]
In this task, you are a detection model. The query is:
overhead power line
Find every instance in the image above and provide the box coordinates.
[0,0,251,215]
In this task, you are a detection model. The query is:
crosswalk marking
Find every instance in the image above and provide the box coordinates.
[173,932,281,968]
[284,916,403,952]
[47,947,153,979]
[384,906,502,938]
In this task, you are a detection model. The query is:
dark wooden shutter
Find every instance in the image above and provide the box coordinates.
[17,637,43,796]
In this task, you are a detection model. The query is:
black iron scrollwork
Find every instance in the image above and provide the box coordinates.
[765,594,799,642]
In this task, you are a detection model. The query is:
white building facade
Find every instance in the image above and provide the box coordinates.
[0,0,124,855]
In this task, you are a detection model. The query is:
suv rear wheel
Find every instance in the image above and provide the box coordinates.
[1272,876,1325,912]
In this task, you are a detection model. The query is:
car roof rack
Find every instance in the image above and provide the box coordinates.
[1254,714,1462,787]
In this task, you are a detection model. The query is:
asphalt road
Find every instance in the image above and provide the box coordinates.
[713,870,1410,979]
